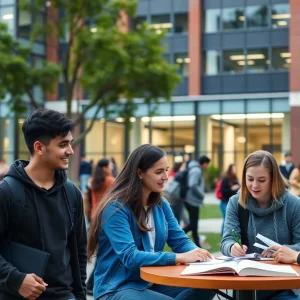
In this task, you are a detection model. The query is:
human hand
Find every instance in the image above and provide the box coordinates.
[18,274,47,300]
[230,243,247,257]
[176,248,214,264]
[266,246,299,264]
[231,184,240,191]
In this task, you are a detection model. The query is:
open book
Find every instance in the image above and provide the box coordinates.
[181,260,298,277]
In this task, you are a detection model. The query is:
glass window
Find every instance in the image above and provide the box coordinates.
[223,49,244,74]
[222,7,244,30]
[174,53,189,77]
[174,13,188,33]
[271,4,290,28]
[18,10,31,39]
[246,48,269,72]
[151,14,172,34]
[132,16,147,29]
[204,9,220,33]
[1,6,14,33]
[33,12,46,42]
[163,54,170,63]
[203,51,220,75]
[1,0,15,4]
[246,5,269,28]
[272,47,290,70]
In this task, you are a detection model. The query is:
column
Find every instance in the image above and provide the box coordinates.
[188,0,201,95]
[198,116,212,157]
[281,114,290,153]
[130,118,142,152]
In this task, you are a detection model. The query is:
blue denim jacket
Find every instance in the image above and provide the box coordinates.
[93,198,197,299]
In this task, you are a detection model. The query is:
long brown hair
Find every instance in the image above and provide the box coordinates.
[223,163,238,185]
[239,150,289,208]
[91,159,110,191]
[87,144,166,261]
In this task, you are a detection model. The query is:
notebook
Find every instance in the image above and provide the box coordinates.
[181,260,299,277]
[0,240,50,277]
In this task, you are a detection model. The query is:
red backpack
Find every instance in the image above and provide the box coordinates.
[215,179,223,200]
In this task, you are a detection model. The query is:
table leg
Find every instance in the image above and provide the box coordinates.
[235,290,256,300]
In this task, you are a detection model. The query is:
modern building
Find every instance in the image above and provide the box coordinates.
[0,0,299,178]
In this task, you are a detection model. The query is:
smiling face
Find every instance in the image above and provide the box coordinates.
[246,165,272,203]
[138,155,169,195]
[36,131,74,170]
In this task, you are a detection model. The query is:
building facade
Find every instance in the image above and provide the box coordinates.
[1,0,300,178]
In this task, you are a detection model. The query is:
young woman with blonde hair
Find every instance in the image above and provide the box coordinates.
[221,150,300,300]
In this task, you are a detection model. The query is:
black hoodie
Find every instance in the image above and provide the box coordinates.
[0,160,87,300]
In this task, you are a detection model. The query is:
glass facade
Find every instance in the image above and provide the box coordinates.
[204,3,290,32]
[174,53,189,77]
[174,13,188,33]
[0,4,14,34]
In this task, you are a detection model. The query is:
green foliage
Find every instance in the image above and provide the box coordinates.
[0,22,60,113]
[17,0,181,145]
[205,164,221,191]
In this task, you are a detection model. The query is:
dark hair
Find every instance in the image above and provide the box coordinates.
[285,151,292,157]
[91,159,110,191]
[87,144,166,260]
[22,108,75,155]
[199,155,210,166]
[223,163,238,185]
[172,162,183,173]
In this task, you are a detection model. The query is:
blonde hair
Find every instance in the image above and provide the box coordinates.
[239,150,289,208]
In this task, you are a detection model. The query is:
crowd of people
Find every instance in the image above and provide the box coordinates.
[1,108,300,300]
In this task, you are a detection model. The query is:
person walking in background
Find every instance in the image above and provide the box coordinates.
[165,162,185,223]
[84,159,115,295]
[79,154,92,193]
[221,150,300,299]
[110,157,118,178]
[0,109,87,300]
[279,151,295,180]
[220,164,240,235]
[289,161,300,197]
[87,144,216,300]
[0,158,8,180]
[183,156,210,248]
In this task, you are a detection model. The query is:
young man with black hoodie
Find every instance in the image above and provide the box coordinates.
[0,109,87,300]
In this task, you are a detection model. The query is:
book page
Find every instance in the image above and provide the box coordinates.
[216,253,262,260]
[181,261,238,276]
[237,260,298,277]
[256,233,281,247]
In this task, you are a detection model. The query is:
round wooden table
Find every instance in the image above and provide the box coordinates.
[141,262,300,300]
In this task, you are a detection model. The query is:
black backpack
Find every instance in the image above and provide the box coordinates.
[174,168,189,198]
[3,176,78,235]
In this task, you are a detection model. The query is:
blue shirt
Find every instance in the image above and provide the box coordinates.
[93,198,197,299]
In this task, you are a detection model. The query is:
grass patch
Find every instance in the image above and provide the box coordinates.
[164,232,222,254]
[199,204,222,219]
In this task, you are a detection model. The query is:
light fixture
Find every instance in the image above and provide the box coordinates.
[211,113,284,120]
[142,116,196,122]
[239,16,245,21]
[90,27,97,33]
[280,52,291,58]
[230,54,265,61]
[150,23,172,29]
[184,58,191,63]
[237,60,255,66]
[184,145,195,153]
[272,13,291,20]
[277,21,287,26]
[247,60,255,65]
[2,14,13,20]
[115,117,124,123]
[176,58,184,64]
[285,58,291,64]
[130,117,136,123]
[266,60,271,64]
[237,136,246,144]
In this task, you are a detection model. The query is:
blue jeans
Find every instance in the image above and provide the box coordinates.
[98,284,216,300]
[220,200,228,235]
[257,290,300,300]
[80,174,90,193]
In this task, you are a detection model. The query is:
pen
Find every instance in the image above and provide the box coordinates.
[232,229,242,247]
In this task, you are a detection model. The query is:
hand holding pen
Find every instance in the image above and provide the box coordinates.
[230,229,248,257]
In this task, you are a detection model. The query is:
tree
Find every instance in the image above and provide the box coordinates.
[0,22,60,112]
[15,0,181,146]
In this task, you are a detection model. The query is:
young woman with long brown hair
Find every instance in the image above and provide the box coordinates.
[87,144,216,300]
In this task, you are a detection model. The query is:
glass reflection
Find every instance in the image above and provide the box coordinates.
[271,4,290,28]
[204,9,220,33]
[272,47,290,70]
[246,5,269,28]
[222,8,244,30]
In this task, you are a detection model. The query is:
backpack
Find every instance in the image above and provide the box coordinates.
[164,169,189,203]
[215,179,223,200]
[3,176,78,235]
